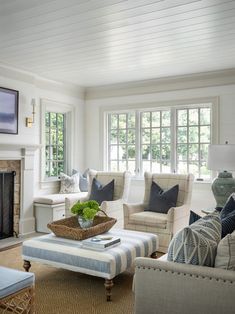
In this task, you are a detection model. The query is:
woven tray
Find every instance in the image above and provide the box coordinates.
[47,215,117,241]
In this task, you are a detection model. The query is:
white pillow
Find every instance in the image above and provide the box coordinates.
[59,172,80,194]
[215,230,235,270]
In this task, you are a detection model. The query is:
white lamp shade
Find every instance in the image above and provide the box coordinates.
[207,144,235,171]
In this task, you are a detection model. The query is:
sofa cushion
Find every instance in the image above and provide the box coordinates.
[220,194,235,238]
[0,266,34,298]
[89,178,114,205]
[215,230,235,270]
[129,211,167,228]
[189,210,201,225]
[145,181,179,214]
[59,172,80,194]
[34,192,87,205]
[167,212,221,267]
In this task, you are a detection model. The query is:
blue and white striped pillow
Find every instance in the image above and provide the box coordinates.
[167,212,221,267]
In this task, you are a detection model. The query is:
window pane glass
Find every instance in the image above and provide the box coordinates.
[162,161,171,173]
[189,162,199,178]
[200,161,211,180]
[128,113,135,128]
[162,111,170,126]
[200,144,209,161]
[152,112,160,127]
[119,114,126,128]
[189,108,198,125]
[189,126,198,143]
[110,146,117,160]
[188,144,199,161]
[127,160,135,173]
[177,127,187,143]
[127,146,135,159]
[200,126,210,142]
[141,112,150,128]
[110,161,118,171]
[142,129,150,144]
[152,128,160,144]
[142,161,150,172]
[177,110,187,126]
[57,114,64,129]
[119,161,127,171]
[142,145,150,160]
[127,129,135,144]
[110,130,117,144]
[177,144,187,161]
[45,112,50,127]
[58,146,64,160]
[200,108,210,125]
[50,113,57,127]
[151,145,160,160]
[162,144,171,161]
[161,127,171,143]
[152,161,161,172]
[119,145,126,160]
[178,161,187,174]
[110,114,118,129]
[119,130,126,144]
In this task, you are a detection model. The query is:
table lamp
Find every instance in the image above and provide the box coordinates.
[207,143,235,209]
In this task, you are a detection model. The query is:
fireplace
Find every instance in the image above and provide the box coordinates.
[0,171,15,239]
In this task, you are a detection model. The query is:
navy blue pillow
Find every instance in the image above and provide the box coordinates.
[145,182,179,214]
[220,195,235,238]
[89,178,114,205]
[189,210,201,225]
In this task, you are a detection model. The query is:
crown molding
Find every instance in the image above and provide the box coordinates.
[0,63,85,98]
[85,68,235,100]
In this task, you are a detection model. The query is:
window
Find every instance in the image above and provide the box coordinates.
[45,112,65,177]
[106,102,214,180]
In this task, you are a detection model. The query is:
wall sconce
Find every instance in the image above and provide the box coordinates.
[26,99,36,128]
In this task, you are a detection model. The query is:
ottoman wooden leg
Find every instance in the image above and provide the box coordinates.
[23,260,31,272]
[150,251,158,259]
[104,279,114,302]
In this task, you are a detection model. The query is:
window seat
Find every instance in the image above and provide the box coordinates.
[34,192,88,233]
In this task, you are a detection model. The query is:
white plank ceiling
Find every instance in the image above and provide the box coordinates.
[0,0,235,87]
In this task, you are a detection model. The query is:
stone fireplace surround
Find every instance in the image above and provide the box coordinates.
[0,144,39,236]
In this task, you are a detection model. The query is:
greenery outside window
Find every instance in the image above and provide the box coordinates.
[45,112,65,177]
[107,103,213,180]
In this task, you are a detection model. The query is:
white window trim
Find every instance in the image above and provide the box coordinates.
[40,98,75,188]
[101,96,219,179]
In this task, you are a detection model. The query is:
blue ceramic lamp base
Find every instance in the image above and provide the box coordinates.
[211,171,235,209]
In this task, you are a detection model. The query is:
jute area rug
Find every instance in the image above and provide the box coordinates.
[0,246,134,314]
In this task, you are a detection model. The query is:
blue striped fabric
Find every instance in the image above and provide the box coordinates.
[22,229,158,280]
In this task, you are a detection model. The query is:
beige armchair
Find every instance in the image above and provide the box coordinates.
[123,172,194,252]
[65,170,131,228]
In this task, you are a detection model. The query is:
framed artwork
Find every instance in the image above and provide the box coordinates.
[0,87,19,134]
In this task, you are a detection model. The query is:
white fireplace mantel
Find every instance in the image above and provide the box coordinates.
[0,144,41,235]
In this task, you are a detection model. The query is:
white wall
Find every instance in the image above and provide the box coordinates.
[84,71,235,210]
[0,66,85,196]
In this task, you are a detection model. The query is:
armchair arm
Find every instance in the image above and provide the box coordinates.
[100,199,125,228]
[123,203,145,216]
[167,204,190,235]
[134,257,235,314]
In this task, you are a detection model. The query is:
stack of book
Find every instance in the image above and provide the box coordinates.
[82,235,121,251]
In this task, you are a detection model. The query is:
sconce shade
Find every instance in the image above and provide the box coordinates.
[207,144,235,171]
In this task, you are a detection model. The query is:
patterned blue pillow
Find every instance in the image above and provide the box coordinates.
[89,178,114,205]
[167,212,221,266]
[220,194,235,238]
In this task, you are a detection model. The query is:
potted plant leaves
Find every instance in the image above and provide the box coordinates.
[71,200,100,228]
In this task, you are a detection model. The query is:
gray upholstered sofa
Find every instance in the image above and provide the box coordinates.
[133,231,235,314]
[134,256,235,314]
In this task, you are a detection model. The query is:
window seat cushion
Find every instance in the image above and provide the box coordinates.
[34,192,88,205]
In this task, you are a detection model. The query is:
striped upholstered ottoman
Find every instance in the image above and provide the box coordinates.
[22,229,158,301]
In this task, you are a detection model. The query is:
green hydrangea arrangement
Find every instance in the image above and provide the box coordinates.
[71,200,100,221]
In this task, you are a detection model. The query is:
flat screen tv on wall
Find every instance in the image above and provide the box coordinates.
[0,87,19,134]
